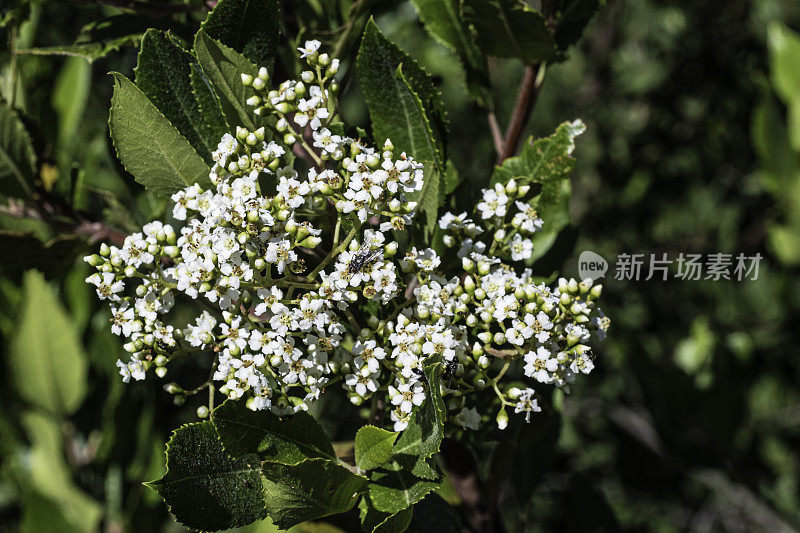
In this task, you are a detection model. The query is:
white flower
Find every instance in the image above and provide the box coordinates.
[509,234,533,261]
[454,407,481,430]
[86,272,125,301]
[297,39,321,58]
[476,186,509,219]
[514,388,542,422]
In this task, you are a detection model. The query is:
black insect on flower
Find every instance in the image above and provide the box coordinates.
[443,358,459,387]
[346,244,383,274]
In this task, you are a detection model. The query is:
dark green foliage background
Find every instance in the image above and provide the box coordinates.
[1,0,799,531]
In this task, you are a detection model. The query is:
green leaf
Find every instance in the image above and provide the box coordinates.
[367,468,440,515]
[0,100,36,197]
[0,232,88,279]
[147,421,268,531]
[191,63,230,143]
[357,18,447,158]
[108,72,212,196]
[526,178,571,263]
[16,15,154,62]
[492,119,586,185]
[410,0,491,107]
[359,495,414,533]
[134,29,222,162]
[355,426,398,472]
[19,411,102,533]
[194,29,261,132]
[768,23,800,151]
[212,399,336,463]
[202,0,280,71]
[392,363,445,460]
[396,69,442,234]
[463,0,557,63]
[52,57,91,146]
[752,92,800,192]
[545,0,601,53]
[9,271,87,414]
[260,458,367,529]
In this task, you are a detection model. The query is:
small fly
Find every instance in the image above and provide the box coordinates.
[346,245,383,274]
[442,358,459,387]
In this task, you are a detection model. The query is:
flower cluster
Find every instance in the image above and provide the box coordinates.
[85,40,609,432]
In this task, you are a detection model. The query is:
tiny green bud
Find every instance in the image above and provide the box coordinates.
[197,406,209,419]
[496,407,509,430]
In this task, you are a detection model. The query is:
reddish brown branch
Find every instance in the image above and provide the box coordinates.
[497,63,545,164]
[487,112,504,155]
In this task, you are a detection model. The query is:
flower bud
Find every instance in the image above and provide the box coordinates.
[590,284,603,299]
[462,257,475,273]
[496,407,509,430]
[298,235,322,248]
[252,77,265,90]
[155,367,168,378]
[505,179,517,195]
[283,133,296,145]
[85,254,104,267]
[241,73,254,86]
[197,406,209,418]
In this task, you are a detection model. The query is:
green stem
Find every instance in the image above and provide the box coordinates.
[8,26,18,109]
[306,221,360,281]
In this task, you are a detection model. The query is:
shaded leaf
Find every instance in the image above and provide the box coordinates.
[768,23,800,151]
[108,72,212,196]
[545,0,601,52]
[52,57,91,146]
[406,493,459,532]
[16,15,156,62]
[191,63,230,143]
[194,29,261,131]
[202,0,280,72]
[10,271,88,414]
[359,495,413,533]
[260,458,367,529]
[368,468,440,515]
[463,0,557,63]
[212,399,336,463]
[355,426,398,472]
[146,421,268,531]
[410,0,491,107]
[19,411,102,533]
[0,101,36,197]
[134,29,221,161]
[0,231,87,280]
